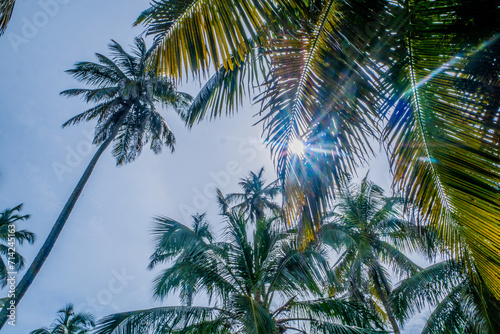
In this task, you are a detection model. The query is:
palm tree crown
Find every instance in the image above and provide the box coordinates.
[320,176,432,333]
[31,304,95,334]
[220,167,281,221]
[61,37,192,165]
[135,0,500,299]
[96,211,383,334]
[0,204,34,287]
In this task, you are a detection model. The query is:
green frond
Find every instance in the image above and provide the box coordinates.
[61,99,120,129]
[289,297,384,329]
[148,216,210,268]
[258,0,393,238]
[183,41,267,126]
[233,294,276,334]
[0,205,33,287]
[64,62,124,88]
[375,241,421,279]
[108,39,139,77]
[308,321,386,334]
[94,306,224,334]
[135,0,282,79]
[383,0,500,298]
[0,0,16,36]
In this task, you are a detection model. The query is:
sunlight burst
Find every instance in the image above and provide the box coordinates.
[289,138,305,155]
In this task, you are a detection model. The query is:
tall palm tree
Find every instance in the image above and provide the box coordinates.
[135,0,500,298]
[0,204,35,287]
[95,212,383,334]
[220,167,281,222]
[319,176,433,334]
[391,260,500,334]
[0,37,192,328]
[31,304,95,334]
[0,0,16,36]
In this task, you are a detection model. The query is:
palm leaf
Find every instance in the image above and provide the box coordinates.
[0,0,15,36]
[383,0,500,298]
[258,0,393,242]
[135,0,267,79]
[94,306,224,334]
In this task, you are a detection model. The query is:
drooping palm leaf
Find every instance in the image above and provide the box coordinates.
[134,0,301,79]
[256,0,401,243]
[383,0,500,298]
[0,0,15,36]
[391,259,500,333]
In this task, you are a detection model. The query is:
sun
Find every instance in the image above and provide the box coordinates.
[289,138,305,155]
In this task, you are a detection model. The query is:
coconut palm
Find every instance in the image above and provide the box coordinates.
[0,37,192,328]
[0,204,34,287]
[31,304,95,334]
[147,212,214,306]
[319,176,435,334]
[0,0,16,36]
[220,167,281,222]
[135,0,500,298]
[95,212,383,334]
[391,260,500,334]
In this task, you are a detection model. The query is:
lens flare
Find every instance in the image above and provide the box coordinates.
[289,139,305,155]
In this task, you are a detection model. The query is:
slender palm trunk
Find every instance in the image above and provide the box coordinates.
[372,276,400,334]
[0,111,129,329]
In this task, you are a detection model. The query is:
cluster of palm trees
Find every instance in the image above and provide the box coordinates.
[1,0,499,332]
[75,170,496,333]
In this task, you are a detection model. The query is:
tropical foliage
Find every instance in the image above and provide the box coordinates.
[31,304,95,334]
[319,176,432,333]
[135,0,500,299]
[217,167,281,221]
[0,204,34,288]
[61,37,192,165]
[0,37,192,327]
[96,208,384,334]
[391,260,500,334]
[0,0,16,36]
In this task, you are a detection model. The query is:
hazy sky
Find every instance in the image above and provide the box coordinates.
[0,1,429,333]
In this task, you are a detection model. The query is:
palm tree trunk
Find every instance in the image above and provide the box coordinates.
[372,277,400,334]
[0,110,129,329]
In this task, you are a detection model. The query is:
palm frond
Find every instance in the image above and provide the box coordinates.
[383,0,500,297]
[184,48,266,127]
[95,306,223,334]
[0,0,16,36]
[259,0,392,240]
[135,0,299,79]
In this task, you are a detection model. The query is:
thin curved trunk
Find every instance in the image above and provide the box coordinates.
[371,268,400,334]
[0,110,129,329]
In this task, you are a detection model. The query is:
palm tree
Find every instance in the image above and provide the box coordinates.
[391,260,500,334]
[0,37,192,328]
[220,167,281,221]
[319,176,433,334]
[135,0,500,298]
[95,212,383,334]
[0,0,16,36]
[31,304,95,334]
[147,212,214,307]
[0,204,35,287]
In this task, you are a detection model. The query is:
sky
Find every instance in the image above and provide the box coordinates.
[0,1,429,333]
